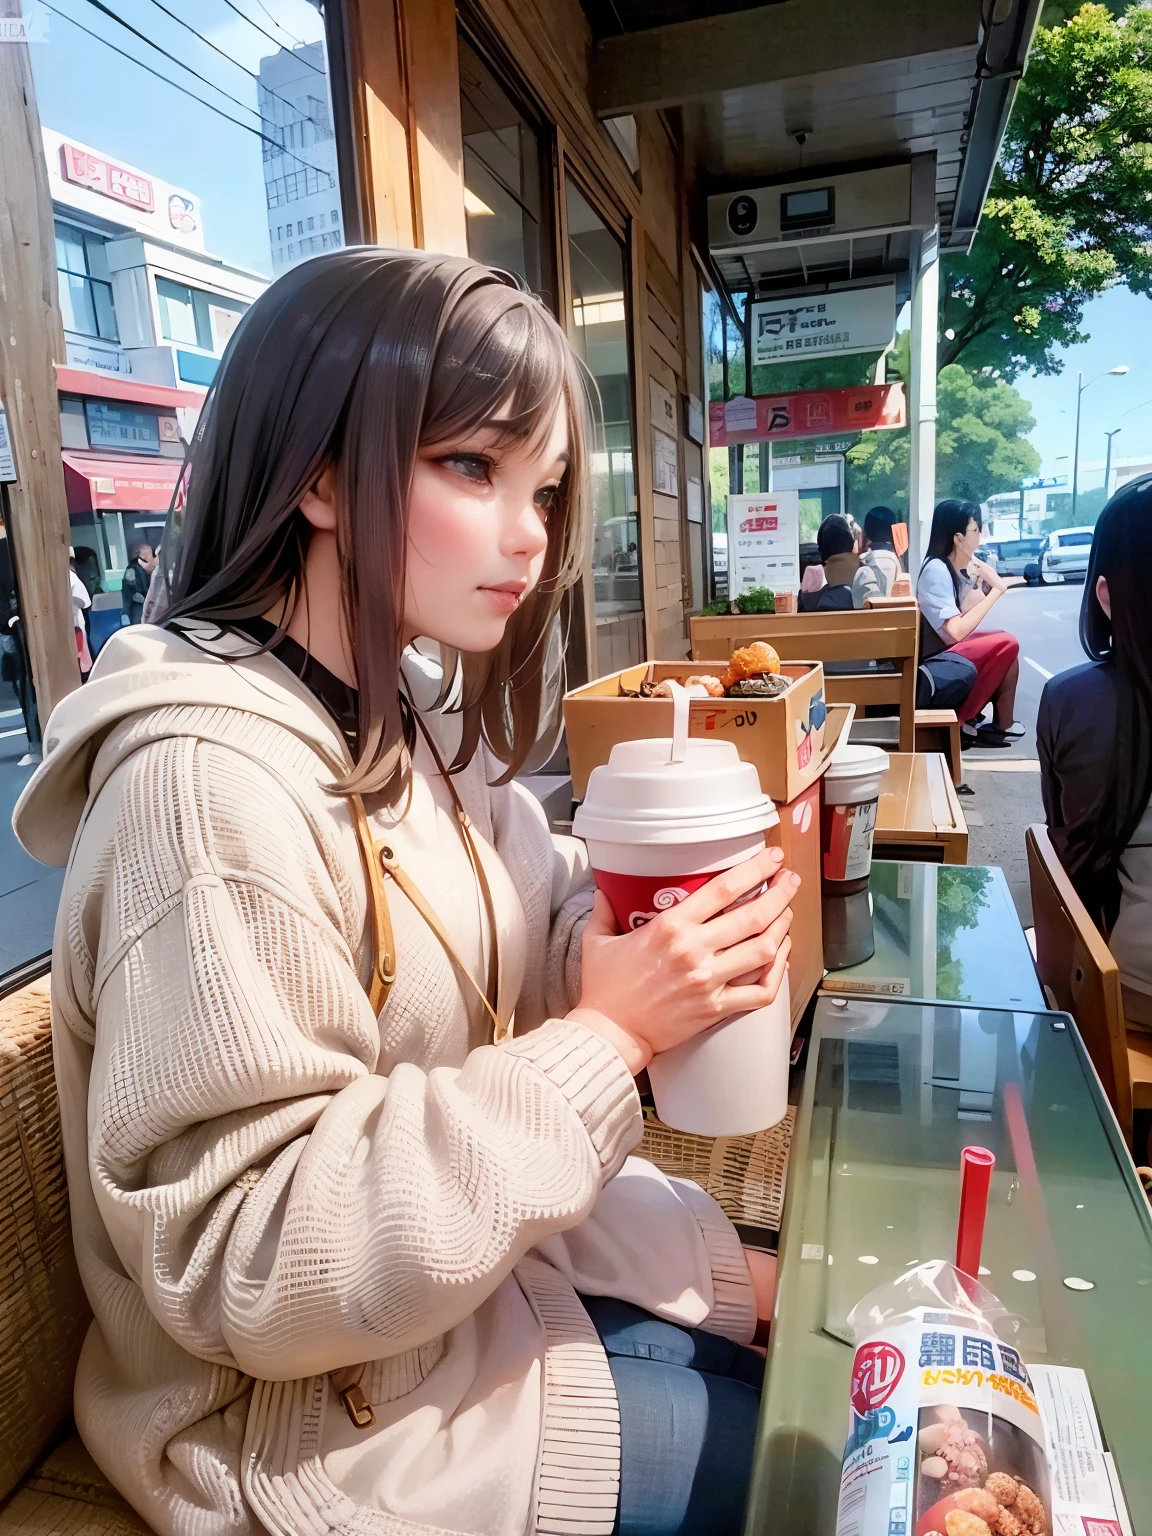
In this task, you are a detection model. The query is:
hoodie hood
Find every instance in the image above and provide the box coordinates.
[14,622,352,867]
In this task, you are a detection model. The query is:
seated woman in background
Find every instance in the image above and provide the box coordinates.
[1038,476,1152,1026]
[798,514,860,611]
[853,505,903,606]
[916,499,1021,748]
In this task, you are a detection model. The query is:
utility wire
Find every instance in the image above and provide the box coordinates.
[252,0,303,46]
[219,0,324,72]
[135,0,321,131]
[76,0,282,130]
[39,1,334,183]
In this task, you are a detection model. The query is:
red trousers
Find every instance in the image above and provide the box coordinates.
[948,630,1019,724]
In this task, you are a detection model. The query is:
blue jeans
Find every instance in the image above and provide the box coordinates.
[579,1295,763,1536]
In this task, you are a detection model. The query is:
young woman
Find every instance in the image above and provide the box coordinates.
[1038,476,1152,1025]
[916,499,1021,746]
[14,250,796,1536]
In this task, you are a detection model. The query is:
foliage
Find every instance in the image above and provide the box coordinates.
[935,868,993,1002]
[942,4,1152,379]
[735,587,776,614]
[700,599,731,616]
[846,355,1041,514]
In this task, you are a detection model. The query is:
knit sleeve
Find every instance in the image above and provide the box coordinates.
[74,736,641,1382]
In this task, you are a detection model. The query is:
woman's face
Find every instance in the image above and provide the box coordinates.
[953,518,982,563]
[403,401,568,653]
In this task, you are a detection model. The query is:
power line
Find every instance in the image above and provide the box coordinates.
[219,0,324,73]
[38,1,333,183]
[76,0,277,130]
[252,0,304,46]
[135,0,321,131]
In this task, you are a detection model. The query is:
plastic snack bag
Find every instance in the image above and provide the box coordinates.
[836,1260,1051,1536]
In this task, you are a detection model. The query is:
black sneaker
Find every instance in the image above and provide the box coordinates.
[973,725,1016,748]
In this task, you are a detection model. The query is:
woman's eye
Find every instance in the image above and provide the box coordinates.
[535,484,561,515]
[439,453,493,484]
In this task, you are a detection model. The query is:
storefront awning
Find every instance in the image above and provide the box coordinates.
[62,452,183,514]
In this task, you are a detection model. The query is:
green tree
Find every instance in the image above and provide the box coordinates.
[941,4,1152,379]
[846,355,1040,514]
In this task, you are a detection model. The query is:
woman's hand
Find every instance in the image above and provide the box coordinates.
[567,846,797,1074]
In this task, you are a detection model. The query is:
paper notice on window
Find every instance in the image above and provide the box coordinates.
[1030,1365,1132,1536]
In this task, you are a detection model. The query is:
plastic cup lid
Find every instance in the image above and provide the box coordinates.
[573,736,778,846]
[823,743,891,782]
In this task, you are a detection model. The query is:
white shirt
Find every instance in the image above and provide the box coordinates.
[68,569,90,630]
[916,558,976,641]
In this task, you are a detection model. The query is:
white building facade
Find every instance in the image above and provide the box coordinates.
[259,42,344,274]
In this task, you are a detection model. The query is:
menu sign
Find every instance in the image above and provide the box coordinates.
[726,490,800,596]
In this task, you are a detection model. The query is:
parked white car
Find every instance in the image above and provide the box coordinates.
[1039,526,1094,583]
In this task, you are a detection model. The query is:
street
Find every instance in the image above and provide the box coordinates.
[0,682,62,976]
[962,578,1086,923]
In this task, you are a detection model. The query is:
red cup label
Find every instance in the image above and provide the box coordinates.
[822,800,877,883]
[593,867,767,932]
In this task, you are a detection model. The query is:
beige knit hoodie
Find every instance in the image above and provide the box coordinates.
[14,624,756,1536]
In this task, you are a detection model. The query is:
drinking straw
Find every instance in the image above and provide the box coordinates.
[955,1146,996,1277]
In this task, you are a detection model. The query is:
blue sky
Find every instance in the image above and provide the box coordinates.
[1012,285,1152,488]
[27,0,326,276]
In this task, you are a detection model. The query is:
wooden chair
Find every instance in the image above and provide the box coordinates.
[1026,824,1152,1148]
[690,604,919,753]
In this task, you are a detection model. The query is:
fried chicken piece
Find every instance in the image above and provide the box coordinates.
[954,1489,1000,1523]
[1012,1484,1046,1533]
[728,642,781,679]
[992,1508,1023,1536]
[945,1512,992,1536]
[983,1475,1018,1507]
[685,674,725,697]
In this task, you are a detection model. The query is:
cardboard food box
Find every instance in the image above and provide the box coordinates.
[768,701,853,1026]
[563,659,828,804]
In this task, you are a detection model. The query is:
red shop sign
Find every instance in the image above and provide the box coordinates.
[60,143,155,214]
[708,381,906,447]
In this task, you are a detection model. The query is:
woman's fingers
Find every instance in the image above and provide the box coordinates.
[703,866,800,950]
[720,936,792,1014]
[674,846,784,923]
[711,906,794,984]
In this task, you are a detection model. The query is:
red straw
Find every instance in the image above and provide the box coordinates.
[955,1146,996,1278]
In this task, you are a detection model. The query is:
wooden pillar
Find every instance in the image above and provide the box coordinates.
[344,0,467,257]
[0,30,78,726]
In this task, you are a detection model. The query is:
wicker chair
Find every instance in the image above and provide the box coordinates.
[0,970,151,1536]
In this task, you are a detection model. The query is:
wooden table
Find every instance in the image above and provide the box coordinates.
[873,751,968,864]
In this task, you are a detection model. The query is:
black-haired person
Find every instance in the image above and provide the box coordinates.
[853,505,903,606]
[13,249,795,1536]
[916,498,1021,747]
[799,513,860,611]
[120,541,156,625]
[1038,476,1152,1026]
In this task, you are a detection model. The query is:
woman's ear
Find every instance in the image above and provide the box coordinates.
[299,465,338,532]
[1096,574,1112,619]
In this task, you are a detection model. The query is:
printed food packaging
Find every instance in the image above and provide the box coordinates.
[836,1261,1051,1536]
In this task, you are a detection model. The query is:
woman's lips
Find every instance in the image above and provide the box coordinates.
[479,585,525,613]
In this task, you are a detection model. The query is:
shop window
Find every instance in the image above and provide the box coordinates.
[565,183,640,620]
[459,34,550,299]
[55,220,118,342]
[157,278,201,347]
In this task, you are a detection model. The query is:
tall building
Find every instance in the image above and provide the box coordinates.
[258,42,343,274]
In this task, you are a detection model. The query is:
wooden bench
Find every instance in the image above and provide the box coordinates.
[1027,824,1152,1149]
[690,605,919,753]
[874,752,968,865]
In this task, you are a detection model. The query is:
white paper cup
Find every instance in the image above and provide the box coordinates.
[573,730,790,1135]
[820,743,890,893]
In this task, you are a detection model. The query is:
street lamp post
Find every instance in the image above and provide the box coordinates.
[1073,366,1130,520]
[1104,428,1122,502]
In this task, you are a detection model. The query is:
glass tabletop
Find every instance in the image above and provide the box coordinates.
[820,860,1045,1010]
[745,996,1152,1536]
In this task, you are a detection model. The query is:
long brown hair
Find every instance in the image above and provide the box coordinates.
[164,247,592,801]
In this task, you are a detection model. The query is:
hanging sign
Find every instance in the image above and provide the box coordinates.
[708,382,905,447]
[0,405,16,484]
[726,490,801,596]
[751,283,896,365]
